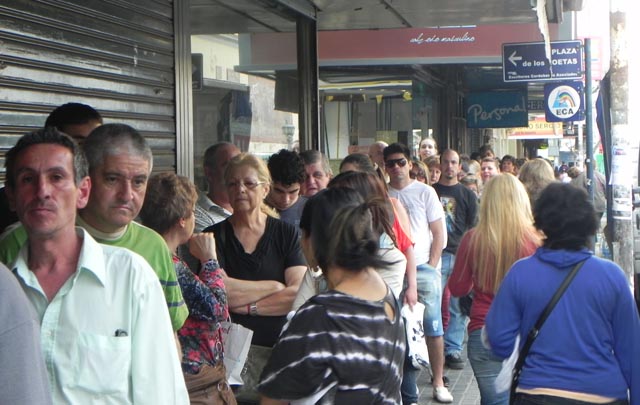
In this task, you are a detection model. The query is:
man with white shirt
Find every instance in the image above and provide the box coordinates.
[3,128,188,404]
[384,142,451,404]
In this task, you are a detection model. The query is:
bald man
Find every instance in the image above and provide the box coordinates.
[368,141,389,182]
[368,141,388,169]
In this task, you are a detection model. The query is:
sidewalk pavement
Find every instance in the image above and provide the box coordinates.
[415,347,481,405]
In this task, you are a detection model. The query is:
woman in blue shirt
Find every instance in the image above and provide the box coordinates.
[485,182,639,405]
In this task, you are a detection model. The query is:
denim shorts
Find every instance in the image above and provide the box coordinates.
[416,263,443,337]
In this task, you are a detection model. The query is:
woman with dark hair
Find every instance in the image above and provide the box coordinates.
[337,155,419,306]
[485,183,639,405]
[328,171,411,297]
[340,152,388,185]
[140,172,235,405]
[499,155,516,175]
[292,170,414,308]
[258,188,406,404]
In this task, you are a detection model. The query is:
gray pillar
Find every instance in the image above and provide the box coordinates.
[296,16,319,152]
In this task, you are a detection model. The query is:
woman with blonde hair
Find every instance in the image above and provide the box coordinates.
[410,158,430,184]
[202,153,307,403]
[518,158,556,206]
[448,174,542,405]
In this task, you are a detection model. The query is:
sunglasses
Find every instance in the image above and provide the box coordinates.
[385,158,408,168]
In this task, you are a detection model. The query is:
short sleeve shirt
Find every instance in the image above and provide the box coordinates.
[208,216,306,346]
[388,181,445,265]
[258,289,405,404]
[432,183,478,253]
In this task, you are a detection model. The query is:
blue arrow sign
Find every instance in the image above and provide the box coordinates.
[503,41,583,82]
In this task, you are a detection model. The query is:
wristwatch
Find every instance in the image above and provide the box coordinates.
[249,302,258,316]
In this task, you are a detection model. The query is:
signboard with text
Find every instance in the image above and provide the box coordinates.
[502,41,583,82]
[465,91,528,128]
[544,81,584,122]
[508,116,563,139]
[242,24,560,68]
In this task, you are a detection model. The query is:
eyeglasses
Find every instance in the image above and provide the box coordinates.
[226,180,265,190]
[410,170,426,179]
[385,158,408,168]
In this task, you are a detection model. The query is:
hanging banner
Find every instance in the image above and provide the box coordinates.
[466,91,528,128]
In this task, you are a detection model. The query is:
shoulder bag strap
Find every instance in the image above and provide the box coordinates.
[510,258,588,402]
[217,221,231,325]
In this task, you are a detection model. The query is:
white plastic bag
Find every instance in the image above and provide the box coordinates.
[401,302,430,369]
[493,331,521,394]
[220,321,253,385]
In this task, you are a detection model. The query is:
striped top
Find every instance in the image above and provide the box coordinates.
[258,289,405,404]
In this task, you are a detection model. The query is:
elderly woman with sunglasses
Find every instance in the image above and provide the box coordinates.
[203,154,307,335]
[202,153,307,403]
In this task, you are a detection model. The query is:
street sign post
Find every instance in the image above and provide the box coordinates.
[502,41,583,82]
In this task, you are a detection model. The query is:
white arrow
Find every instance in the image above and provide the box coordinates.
[508,51,522,67]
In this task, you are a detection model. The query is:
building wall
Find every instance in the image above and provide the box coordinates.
[192,35,248,85]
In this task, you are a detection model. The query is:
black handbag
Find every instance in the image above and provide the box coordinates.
[509,259,588,405]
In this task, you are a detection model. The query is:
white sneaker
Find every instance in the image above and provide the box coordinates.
[433,386,453,403]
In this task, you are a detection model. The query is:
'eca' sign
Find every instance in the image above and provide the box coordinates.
[544,81,584,122]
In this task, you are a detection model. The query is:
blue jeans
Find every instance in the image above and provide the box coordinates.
[441,252,467,356]
[401,347,419,404]
[512,394,628,405]
[401,263,443,404]
[467,329,508,405]
[416,263,443,336]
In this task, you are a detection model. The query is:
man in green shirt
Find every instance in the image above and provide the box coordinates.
[0,123,188,331]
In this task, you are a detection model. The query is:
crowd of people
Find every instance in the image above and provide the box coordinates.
[0,103,638,405]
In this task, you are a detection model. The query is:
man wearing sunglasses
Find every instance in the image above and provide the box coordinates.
[384,143,451,404]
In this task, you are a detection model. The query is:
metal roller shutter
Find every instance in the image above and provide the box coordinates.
[0,0,176,181]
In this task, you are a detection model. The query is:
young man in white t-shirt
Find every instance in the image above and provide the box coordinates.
[384,143,452,404]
